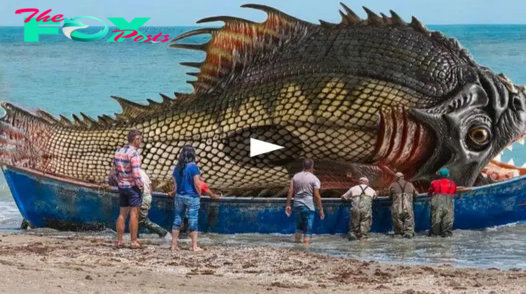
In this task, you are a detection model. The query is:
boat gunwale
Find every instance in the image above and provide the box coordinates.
[3,164,526,203]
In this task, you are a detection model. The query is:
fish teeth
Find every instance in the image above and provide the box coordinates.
[493,154,502,162]
[508,159,515,166]
[507,145,514,151]
[522,163,526,168]
[518,137,525,145]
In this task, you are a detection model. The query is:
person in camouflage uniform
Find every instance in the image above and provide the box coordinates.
[139,169,168,238]
[388,172,418,238]
[427,168,461,237]
[341,177,377,240]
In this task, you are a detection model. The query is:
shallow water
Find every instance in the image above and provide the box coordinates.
[7,215,526,270]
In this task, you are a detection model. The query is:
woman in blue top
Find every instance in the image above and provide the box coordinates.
[169,145,202,251]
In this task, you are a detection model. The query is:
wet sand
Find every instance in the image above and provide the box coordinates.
[0,233,525,293]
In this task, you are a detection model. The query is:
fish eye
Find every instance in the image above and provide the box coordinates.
[467,126,491,149]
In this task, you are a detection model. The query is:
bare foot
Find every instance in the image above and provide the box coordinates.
[192,246,204,252]
[171,246,180,252]
[114,241,125,248]
[130,241,142,249]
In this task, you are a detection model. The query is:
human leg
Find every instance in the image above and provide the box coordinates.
[186,196,201,251]
[138,193,152,224]
[350,207,361,239]
[303,208,315,245]
[129,187,143,247]
[116,188,131,246]
[116,207,130,246]
[392,210,403,237]
[403,210,415,238]
[429,196,442,237]
[442,198,455,237]
[171,195,187,251]
[360,206,373,239]
[139,193,168,237]
[294,207,305,243]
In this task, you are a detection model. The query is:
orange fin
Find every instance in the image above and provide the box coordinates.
[169,4,315,95]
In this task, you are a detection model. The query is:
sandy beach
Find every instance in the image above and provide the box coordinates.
[0,233,524,293]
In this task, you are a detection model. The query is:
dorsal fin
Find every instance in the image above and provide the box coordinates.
[171,3,475,97]
[71,114,87,127]
[170,3,315,95]
[59,115,73,127]
[111,96,149,120]
[0,92,180,131]
[110,94,180,122]
[330,3,475,64]
[97,115,114,126]
[36,110,58,124]
[80,112,99,128]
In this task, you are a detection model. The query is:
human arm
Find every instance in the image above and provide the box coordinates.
[193,175,202,196]
[313,188,324,220]
[453,182,463,199]
[207,191,221,199]
[168,177,177,197]
[427,181,435,197]
[313,178,324,219]
[341,188,352,200]
[285,181,293,217]
[202,181,220,199]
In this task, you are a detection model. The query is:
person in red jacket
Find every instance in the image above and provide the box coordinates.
[427,167,461,237]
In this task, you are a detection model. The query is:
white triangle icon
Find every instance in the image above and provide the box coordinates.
[250,138,285,157]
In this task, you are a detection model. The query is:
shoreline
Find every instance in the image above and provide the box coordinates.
[0,233,525,293]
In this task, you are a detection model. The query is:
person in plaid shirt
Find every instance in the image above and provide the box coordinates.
[112,130,144,249]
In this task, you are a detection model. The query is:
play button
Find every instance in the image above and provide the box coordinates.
[250,138,285,157]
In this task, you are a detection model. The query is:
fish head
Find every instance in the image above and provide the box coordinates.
[410,68,526,186]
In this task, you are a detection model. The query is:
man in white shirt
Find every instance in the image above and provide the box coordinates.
[341,177,377,240]
[138,169,168,238]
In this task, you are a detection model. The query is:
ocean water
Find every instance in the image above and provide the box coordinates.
[1,25,526,269]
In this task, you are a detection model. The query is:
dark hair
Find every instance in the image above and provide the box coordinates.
[177,145,196,175]
[303,158,314,170]
[127,130,142,143]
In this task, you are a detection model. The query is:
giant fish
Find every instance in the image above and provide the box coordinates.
[1,3,526,196]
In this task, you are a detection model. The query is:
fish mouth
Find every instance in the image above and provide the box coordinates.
[410,133,526,192]
[483,134,526,181]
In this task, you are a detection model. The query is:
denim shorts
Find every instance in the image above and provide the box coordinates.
[118,186,142,207]
[294,205,315,238]
[173,194,200,232]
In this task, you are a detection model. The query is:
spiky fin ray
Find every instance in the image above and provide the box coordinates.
[321,3,475,65]
[0,92,179,130]
[170,3,315,95]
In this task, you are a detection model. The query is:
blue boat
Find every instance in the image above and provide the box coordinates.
[3,165,526,234]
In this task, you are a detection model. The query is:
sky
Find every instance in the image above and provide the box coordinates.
[2,0,526,26]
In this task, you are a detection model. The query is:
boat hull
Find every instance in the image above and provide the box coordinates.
[4,166,526,234]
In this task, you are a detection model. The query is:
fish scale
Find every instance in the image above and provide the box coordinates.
[1,3,525,194]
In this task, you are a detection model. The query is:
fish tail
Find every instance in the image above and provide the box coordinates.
[0,102,126,183]
[0,102,53,169]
